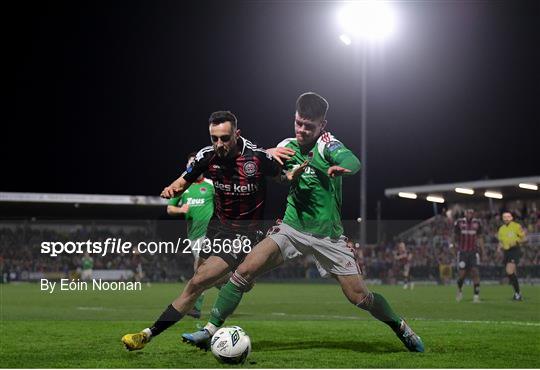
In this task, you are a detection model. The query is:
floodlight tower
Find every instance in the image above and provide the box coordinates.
[337,1,396,247]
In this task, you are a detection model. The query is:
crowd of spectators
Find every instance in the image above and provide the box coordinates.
[356,207,540,283]
[0,224,193,283]
[1,207,539,284]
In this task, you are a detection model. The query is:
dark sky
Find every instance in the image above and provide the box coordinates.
[11,0,540,221]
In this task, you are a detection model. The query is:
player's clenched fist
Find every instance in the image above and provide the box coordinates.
[160,186,179,199]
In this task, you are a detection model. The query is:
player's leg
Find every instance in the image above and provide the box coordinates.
[307,233,424,352]
[121,256,230,351]
[188,254,205,318]
[209,237,284,327]
[404,264,413,290]
[182,237,285,349]
[506,258,521,300]
[456,252,466,301]
[456,269,466,301]
[336,273,424,352]
[471,266,480,303]
[402,267,408,289]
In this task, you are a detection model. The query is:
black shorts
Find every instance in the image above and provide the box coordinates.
[457,251,479,270]
[199,226,263,269]
[503,247,521,265]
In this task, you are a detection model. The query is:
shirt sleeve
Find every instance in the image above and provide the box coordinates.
[497,227,503,242]
[257,149,282,177]
[168,196,181,206]
[323,141,361,175]
[516,223,526,241]
[454,221,461,235]
[476,220,483,235]
[182,147,212,183]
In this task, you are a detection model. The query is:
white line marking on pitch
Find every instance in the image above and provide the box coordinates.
[271,312,540,326]
[76,306,106,311]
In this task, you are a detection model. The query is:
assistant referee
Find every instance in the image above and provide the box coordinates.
[497,212,527,301]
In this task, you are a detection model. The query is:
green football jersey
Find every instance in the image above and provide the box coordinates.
[82,256,93,270]
[277,132,361,239]
[168,178,214,240]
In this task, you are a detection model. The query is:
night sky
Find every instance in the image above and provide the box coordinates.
[11,0,539,221]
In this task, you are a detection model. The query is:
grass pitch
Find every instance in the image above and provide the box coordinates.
[1,281,539,368]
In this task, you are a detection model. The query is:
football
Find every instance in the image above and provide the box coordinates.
[210,326,251,364]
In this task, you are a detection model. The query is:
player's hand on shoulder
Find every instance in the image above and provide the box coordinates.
[267,147,295,165]
[327,165,351,178]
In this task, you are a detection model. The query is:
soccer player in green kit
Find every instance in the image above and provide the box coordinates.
[183,92,425,353]
[167,152,215,318]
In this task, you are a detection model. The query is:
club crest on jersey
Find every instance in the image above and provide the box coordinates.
[200,187,207,193]
[243,161,257,177]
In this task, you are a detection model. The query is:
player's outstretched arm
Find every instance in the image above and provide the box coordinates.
[323,140,361,178]
[161,176,191,199]
[166,204,190,216]
[266,147,295,165]
[285,160,309,181]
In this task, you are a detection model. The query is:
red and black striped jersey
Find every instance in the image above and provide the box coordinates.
[454,217,482,252]
[182,137,281,232]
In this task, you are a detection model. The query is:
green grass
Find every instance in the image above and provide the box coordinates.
[1,282,539,368]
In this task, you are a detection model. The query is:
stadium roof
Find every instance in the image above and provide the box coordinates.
[0,192,166,206]
[385,176,540,203]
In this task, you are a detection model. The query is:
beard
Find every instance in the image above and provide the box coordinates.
[215,146,230,158]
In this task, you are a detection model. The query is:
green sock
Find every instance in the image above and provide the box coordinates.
[193,293,204,312]
[366,293,402,331]
[209,281,243,327]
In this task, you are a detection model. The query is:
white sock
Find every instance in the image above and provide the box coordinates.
[204,322,219,335]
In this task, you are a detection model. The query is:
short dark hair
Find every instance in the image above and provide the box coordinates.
[208,111,237,129]
[296,92,329,121]
[187,151,197,160]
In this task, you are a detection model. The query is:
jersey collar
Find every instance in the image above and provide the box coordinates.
[239,136,246,155]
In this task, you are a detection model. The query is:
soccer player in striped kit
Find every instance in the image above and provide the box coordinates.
[121,111,285,351]
[452,209,484,303]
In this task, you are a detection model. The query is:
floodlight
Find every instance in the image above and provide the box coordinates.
[426,195,445,203]
[398,192,417,199]
[455,187,474,195]
[484,191,503,199]
[338,1,396,41]
[340,34,352,45]
[519,183,538,191]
